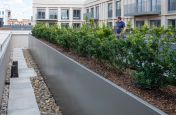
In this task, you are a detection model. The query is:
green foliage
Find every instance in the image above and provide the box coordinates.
[32,23,176,89]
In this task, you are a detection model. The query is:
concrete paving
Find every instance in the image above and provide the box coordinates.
[8,48,40,115]
[18,68,37,78]
[12,48,29,70]
[8,79,40,115]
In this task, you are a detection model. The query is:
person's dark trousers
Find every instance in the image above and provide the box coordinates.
[117,33,120,39]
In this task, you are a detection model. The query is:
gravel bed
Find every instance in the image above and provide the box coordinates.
[0,60,12,115]
[23,49,63,115]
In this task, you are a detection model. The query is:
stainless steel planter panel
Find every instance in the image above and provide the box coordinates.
[29,36,167,115]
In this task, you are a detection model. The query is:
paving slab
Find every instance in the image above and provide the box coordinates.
[8,78,40,115]
[9,96,38,110]
[10,78,30,84]
[18,59,28,69]
[8,108,40,115]
[18,68,37,78]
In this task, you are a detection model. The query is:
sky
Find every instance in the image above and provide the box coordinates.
[0,0,32,20]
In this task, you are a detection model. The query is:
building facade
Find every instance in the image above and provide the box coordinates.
[84,0,124,27]
[8,19,32,25]
[33,0,85,27]
[0,8,11,25]
[0,18,3,27]
[32,0,176,28]
[124,0,176,28]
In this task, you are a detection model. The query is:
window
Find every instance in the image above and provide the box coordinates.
[73,10,81,20]
[108,3,112,18]
[137,0,142,12]
[73,23,81,28]
[151,0,161,12]
[37,9,45,19]
[90,8,94,18]
[61,9,69,20]
[168,0,176,11]
[116,0,121,17]
[136,21,144,28]
[107,22,112,27]
[150,20,161,27]
[49,9,58,19]
[61,23,69,28]
[151,0,157,11]
[2,11,4,15]
[49,23,57,26]
[86,9,89,13]
[136,0,161,12]
[8,11,11,18]
[168,19,176,27]
[95,6,99,19]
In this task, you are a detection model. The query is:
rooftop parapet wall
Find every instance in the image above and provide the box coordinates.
[0,32,11,106]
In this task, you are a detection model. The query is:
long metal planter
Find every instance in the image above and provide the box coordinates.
[29,35,167,115]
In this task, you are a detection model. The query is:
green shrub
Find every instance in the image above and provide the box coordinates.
[32,23,176,89]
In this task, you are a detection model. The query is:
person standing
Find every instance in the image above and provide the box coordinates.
[116,17,125,39]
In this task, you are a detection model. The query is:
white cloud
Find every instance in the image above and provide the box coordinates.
[5,0,24,5]
[0,0,32,19]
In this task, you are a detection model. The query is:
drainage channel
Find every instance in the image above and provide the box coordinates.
[0,48,62,115]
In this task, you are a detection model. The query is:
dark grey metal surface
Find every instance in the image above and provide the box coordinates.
[0,35,11,104]
[29,35,167,115]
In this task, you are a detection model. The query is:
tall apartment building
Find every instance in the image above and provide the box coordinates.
[0,8,11,25]
[84,0,129,27]
[33,0,85,27]
[33,0,127,27]
[33,0,176,28]
[124,0,176,28]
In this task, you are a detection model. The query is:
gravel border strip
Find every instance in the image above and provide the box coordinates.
[0,58,12,115]
[23,49,63,115]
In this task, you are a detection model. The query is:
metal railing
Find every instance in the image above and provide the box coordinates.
[124,3,161,16]
[2,25,32,30]
[83,13,99,20]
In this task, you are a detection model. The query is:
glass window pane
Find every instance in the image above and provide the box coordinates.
[49,9,58,19]
[136,21,144,28]
[91,8,94,18]
[116,0,121,17]
[150,20,161,27]
[96,6,99,19]
[108,3,112,18]
[61,9,69,20]
[73,10,81,20]
[61,23,69,28]
[168,0,176,11]
[107,22,112,27]
[73,23,81,28]
[168,19,176,27]
[37,9,45,19]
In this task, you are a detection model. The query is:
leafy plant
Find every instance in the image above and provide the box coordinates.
[32,23,176,89]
